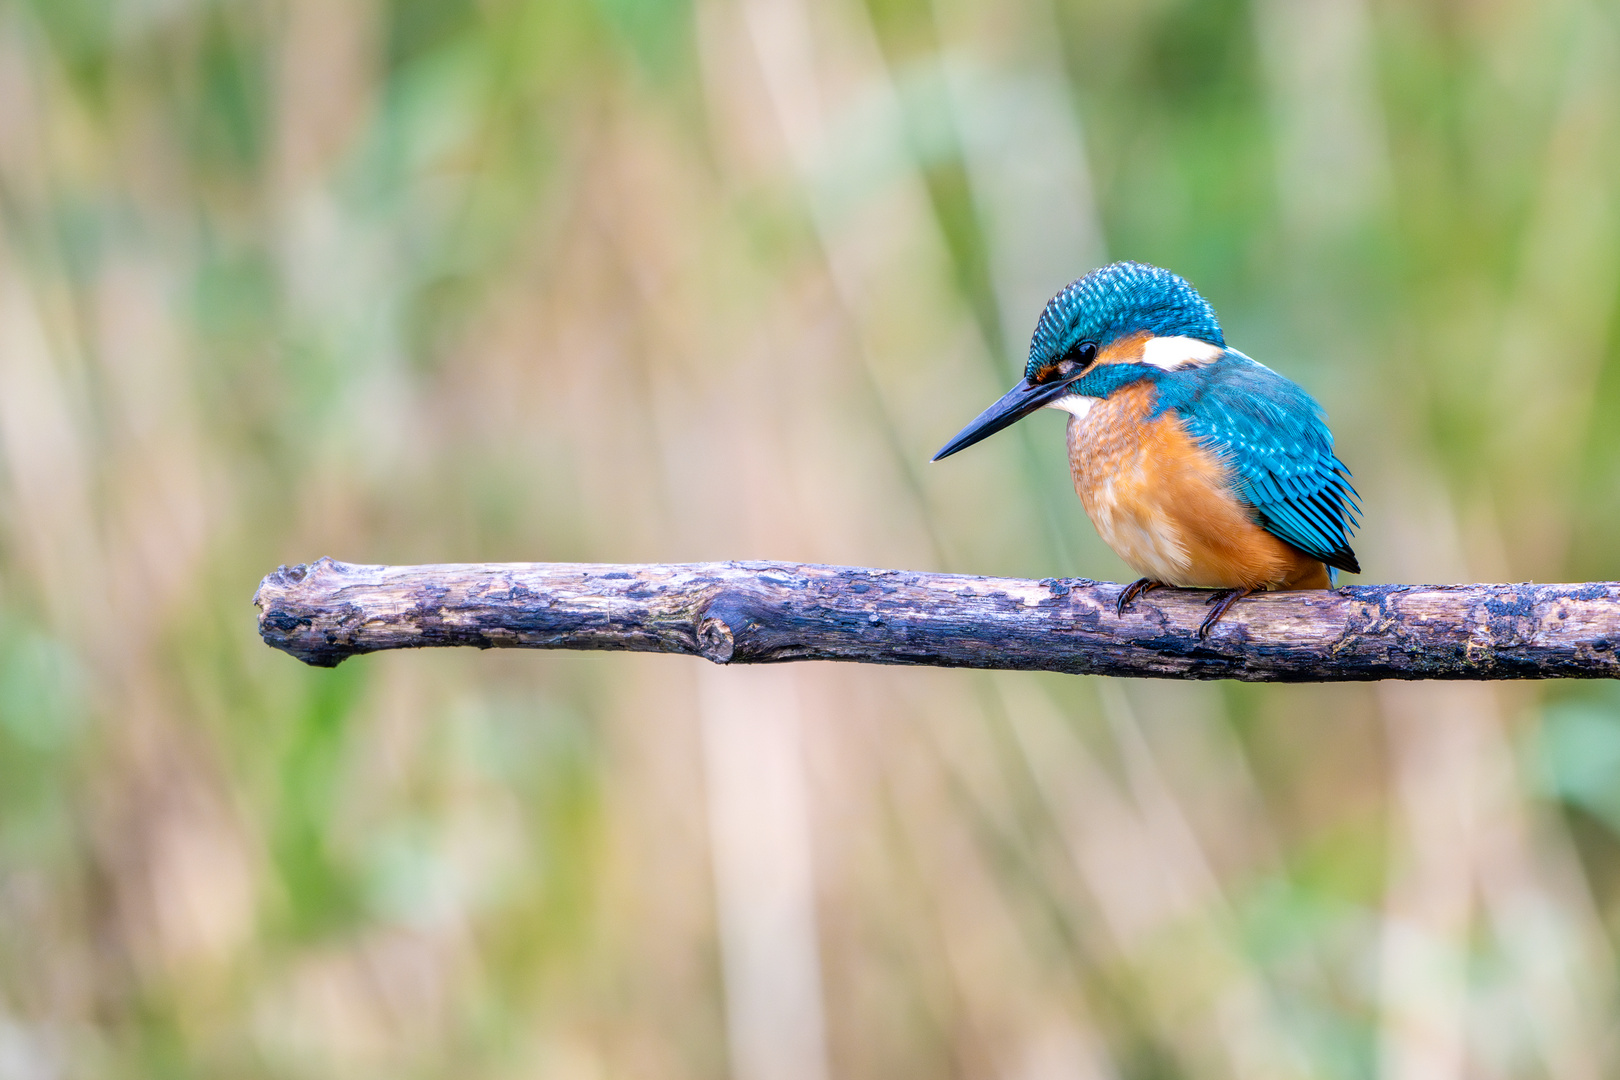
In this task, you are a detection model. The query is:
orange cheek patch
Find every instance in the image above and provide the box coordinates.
[1096,331,1152,366]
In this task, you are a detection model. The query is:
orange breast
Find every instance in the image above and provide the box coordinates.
[1064,383,1328,590]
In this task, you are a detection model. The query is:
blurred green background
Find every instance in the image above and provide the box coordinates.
[2,0,1620,1077]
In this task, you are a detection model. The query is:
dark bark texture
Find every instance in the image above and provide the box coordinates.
[253,558,1620,681]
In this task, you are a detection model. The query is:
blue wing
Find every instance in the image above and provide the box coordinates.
[1156,351,1361,574]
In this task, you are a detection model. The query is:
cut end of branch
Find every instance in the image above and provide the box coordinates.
[254,558,371,668]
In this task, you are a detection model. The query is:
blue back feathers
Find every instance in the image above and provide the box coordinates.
[1026,262,1224,380]
[1042,263,1361,574]
[1151,353,1361,574]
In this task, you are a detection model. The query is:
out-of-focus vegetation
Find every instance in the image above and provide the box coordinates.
[1,0,1619,1077]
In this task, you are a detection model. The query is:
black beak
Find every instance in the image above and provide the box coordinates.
[932,378,1073,461]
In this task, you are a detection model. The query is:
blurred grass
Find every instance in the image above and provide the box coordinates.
[0,0,1619,1078]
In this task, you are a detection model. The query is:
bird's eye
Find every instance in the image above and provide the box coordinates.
[1052,341,1097,378]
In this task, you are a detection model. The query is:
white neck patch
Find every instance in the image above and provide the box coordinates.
[1138,335,1224,371]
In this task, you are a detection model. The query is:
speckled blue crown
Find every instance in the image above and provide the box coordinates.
[1026,262,1224,378]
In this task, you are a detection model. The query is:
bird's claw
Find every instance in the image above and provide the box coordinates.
[1196,587,1254,639]
[1116,578,1163,617]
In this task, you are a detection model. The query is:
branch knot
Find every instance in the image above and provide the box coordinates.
[698,616,736,663]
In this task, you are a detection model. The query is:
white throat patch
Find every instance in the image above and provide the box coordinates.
[1044,395,1098,420]
[1138,335,1224,371]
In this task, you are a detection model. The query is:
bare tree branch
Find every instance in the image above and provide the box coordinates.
[251,558,1620,681]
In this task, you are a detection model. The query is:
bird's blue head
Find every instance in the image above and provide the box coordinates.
[1024,261,1222,381]
[934,261,1223,461]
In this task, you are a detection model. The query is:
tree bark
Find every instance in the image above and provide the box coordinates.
[251,558,1620,681]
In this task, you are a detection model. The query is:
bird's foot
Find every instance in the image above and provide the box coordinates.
[1198,587,1255,639]
[1116,578,1164,617]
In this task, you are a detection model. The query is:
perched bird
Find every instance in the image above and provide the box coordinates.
[933,261,1360,638]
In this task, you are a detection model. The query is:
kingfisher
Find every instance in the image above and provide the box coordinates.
[933,261,1360,638]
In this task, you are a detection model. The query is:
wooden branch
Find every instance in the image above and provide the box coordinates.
[252,558,1620,681]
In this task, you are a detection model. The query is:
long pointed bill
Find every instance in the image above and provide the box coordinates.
[932,377,1073,461]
